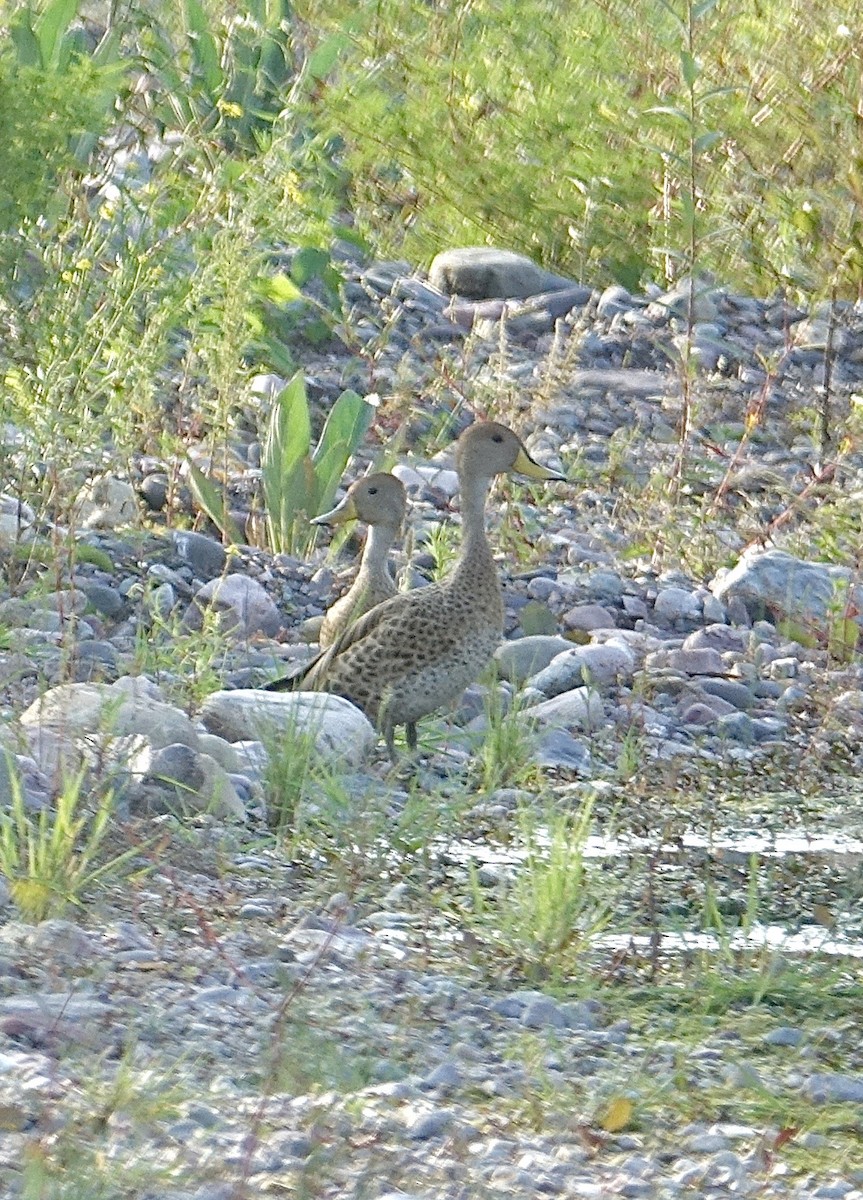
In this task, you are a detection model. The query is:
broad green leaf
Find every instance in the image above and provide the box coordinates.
[693,130,722,153]
[644,105,690,124]
[10,18,42,66]
[186,461,243,544]
[291,246,331,287]
[306,33,349,80]
[184,0,223,96]
[262,374,314,549]
[262,273,305,304]
[679,50,700,89]
[311,390,375,513]
[35,0,78,69]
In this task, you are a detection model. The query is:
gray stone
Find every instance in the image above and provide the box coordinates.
[653,587,702,623]
[531,728,591,773]
[187,573,283,637]
[680,700,735,725]
[562,603,616,632]
[522,688,603,730]
[666,647,726,675]
[20,678,200,762]
[597,285,634,318]
[529,643,634,697]
[764,1026,804,1047]
[521,997,568,1029]
[802,1073,863,1103]
[124,741,245,819]
[683,624,747,653]
[710,548,861,631]
[716,712,755,744]
[698,677,754,710]
[407,1107,455,1139]
[494,635,572,685]
[75,474,138,529]
[77,582,124,618]
[199,690,376,765]
[429,247,573,300]
[172,530,228,580]
[586,569,625,601]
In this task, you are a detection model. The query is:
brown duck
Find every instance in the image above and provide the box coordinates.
[313,472,408,648]
[267,421,563,758]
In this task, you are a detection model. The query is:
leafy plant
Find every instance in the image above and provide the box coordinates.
[473,681,542,794]
[262,372,376,554]
[464,798,609,983]
[0,763,138,922]
[140,0,301,155]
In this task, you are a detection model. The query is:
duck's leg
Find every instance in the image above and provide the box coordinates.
[384,719,398,763]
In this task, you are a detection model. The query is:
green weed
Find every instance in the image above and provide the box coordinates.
[0,765,138,923]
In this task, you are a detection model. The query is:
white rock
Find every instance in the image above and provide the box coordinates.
[20,679,199,750]
[199,690,376,765]
[0,495,35,549]
[75,474,138,529]
[521,687,603,730]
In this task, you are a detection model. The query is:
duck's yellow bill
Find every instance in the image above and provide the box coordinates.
[311,494,358,526]
[512,447,566,482]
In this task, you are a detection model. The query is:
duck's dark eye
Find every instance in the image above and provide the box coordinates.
[368,487,378,495]
[492,434,504,443]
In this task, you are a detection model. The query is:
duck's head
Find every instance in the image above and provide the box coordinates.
[455,421,565,483]
[312,472,408,530]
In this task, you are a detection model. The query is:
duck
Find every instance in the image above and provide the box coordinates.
[266,421,564,759]
[313,472,408,647]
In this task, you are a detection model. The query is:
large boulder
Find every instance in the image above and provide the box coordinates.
[710,549,862,631]
[199,690,377,766]
[429,247,574,300]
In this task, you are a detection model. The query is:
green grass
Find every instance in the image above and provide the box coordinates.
[0,764,139,923]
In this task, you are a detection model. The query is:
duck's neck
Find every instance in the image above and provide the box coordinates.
[453,472,496,582]
[358,523,397,585]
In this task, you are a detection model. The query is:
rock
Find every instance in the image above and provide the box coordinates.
[698,678,755,710]
[802,1073,863,1103]
[75,474,138,529]
[139,472,168,511]
[597,285,634,318]
[522,687,603,730]
[680,699,735,725]
[20,678,199,753]
[683,625,747,653]
[764,1026,804,1047]
[173,531,228,580]
[186,573,283,637]
[653,587,702,623]
[648,276,720,324]
[0,494,35,548]
[521,996,568,1029]
[531,728,591,772]
[407,1107,455,1139]
[715,712,755,743]
[76,582,124,618]
[493,635,572,685]
[124,741,242,818]
[429,247,574,300]
[529,643,635,696]
[562,603,616,632]
[199,690,376,765]
[710,549,862,631]
[665,647,726,675]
